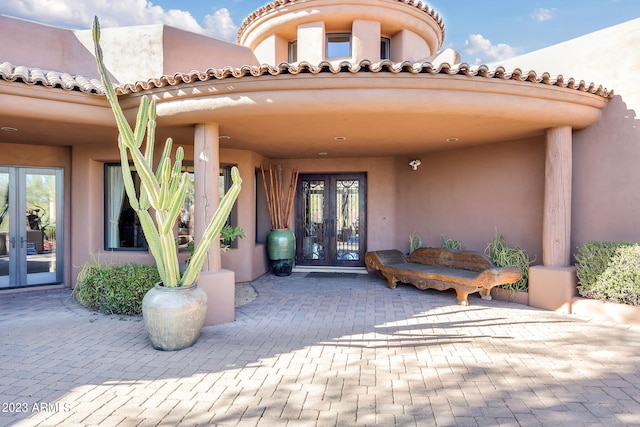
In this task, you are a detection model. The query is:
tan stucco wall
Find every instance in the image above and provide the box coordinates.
[390,29,431,63]
[393,138,545,259]
[162,27,258,73]
[219,148,268,283]
[73,23,257,84]
[498,18,640,253]
[0,15,99,77]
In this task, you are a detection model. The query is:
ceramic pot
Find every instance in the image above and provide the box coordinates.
[141,282,207,351]
[267,229,295,276]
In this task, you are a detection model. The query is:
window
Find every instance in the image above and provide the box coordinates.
[326,33,351,58]
[288,40,297,62]
[105,164,235,251]
[380,37,390,60]
[105,164,147,250]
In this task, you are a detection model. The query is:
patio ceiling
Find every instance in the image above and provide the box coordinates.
[0,64,611,159]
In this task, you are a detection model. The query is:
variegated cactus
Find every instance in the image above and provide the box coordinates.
[93,17,241,287]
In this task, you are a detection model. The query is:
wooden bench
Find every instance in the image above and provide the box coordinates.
[365,247,522,306]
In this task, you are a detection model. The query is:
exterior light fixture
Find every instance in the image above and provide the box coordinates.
[446,137,458,143]
[409,159,421,170]
[1,127,18,132]
[334,136,346,141]
[219,135,231,140]
[318,152,328,156]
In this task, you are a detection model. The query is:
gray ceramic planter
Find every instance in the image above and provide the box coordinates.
[142,282,207,351]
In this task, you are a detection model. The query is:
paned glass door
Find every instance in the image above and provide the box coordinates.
[296,173,366,267]
[0,167,63,288]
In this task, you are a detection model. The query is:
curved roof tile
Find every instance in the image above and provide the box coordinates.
[0,62,104,94]
[115,60,613,98]
[0,60,613,99]
[237,0,445,44]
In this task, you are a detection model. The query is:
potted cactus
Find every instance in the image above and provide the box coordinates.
[93,18,242,351]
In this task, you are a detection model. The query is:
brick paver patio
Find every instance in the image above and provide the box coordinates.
[1,272,640,426]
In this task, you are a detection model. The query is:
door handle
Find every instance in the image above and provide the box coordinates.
[10,237,15,249]
[20,237,26,248]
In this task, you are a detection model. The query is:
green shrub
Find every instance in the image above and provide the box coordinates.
[73,261,160,315]
[575,241,640,306]
[409,232,422,254]
[441,235,463,251]
[485,229,533,292]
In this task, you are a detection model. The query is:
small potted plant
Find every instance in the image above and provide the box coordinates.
[93,18,242,351]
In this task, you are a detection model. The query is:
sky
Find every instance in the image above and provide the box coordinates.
[1,0,640,65]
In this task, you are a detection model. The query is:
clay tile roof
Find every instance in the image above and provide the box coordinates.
[1,60,613,99]
[0,62,104,94]
[114,60,613,98]
[237,0,445,44]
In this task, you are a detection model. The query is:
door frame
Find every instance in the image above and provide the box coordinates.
[295,172,367,267]
[0,166,64,288]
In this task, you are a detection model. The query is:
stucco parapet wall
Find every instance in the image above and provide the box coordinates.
[111,61,613,100]
[237,0,445,44]
[0,62,104,94]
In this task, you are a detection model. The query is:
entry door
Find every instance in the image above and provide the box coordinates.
[296,173,366,267]
[0,167,64,288]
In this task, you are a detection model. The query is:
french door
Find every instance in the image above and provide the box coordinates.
[0,167,64,288]
[296,173,366,267]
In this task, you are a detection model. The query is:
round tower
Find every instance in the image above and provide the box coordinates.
[237,0,445,65]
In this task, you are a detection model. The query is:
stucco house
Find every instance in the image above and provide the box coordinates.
[1,0,638,321]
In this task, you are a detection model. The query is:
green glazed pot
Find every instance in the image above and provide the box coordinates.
[141,282,207,351]
[267,229,296,276]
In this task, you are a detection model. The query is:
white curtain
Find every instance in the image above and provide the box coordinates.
[107,166,125,248]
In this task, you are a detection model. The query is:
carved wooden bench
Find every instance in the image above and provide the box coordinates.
[365,247,522,305]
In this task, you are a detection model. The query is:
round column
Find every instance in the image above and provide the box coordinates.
[194,123,221,272]
[543,126,572,267]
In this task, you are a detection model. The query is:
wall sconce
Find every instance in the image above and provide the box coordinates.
[409,159,421,170]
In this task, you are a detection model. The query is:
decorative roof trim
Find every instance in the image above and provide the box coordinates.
[0,60,613,99]
[237,0,445,44]
[117,60,614,98]
[0,62,104,94]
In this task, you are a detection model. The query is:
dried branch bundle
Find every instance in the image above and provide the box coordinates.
[261,164,299,230]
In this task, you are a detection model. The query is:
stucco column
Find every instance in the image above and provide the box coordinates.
[194,123,221,272]
[298,21,325,63]
[542,126,572,267]
[353,20,381,62]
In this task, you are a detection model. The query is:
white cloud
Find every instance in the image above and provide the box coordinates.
[532,7,556,22]
[462,34,522,64]
[203,8,238,41]
[0,0,238,41]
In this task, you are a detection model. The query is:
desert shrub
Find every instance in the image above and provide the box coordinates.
[440,235,463,251]
[409,232,422,254]
[73,260,160,315]
[575,241,640,306]
[485,229,533,292]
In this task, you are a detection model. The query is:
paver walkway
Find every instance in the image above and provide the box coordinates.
[1,272,640,426]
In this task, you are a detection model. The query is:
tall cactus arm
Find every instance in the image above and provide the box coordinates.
[92,17,161,208]
[181,167,242,287]
[92,17,135,146]
[94,16,242,288]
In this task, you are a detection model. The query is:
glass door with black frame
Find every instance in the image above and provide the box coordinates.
[296,173,366,267]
